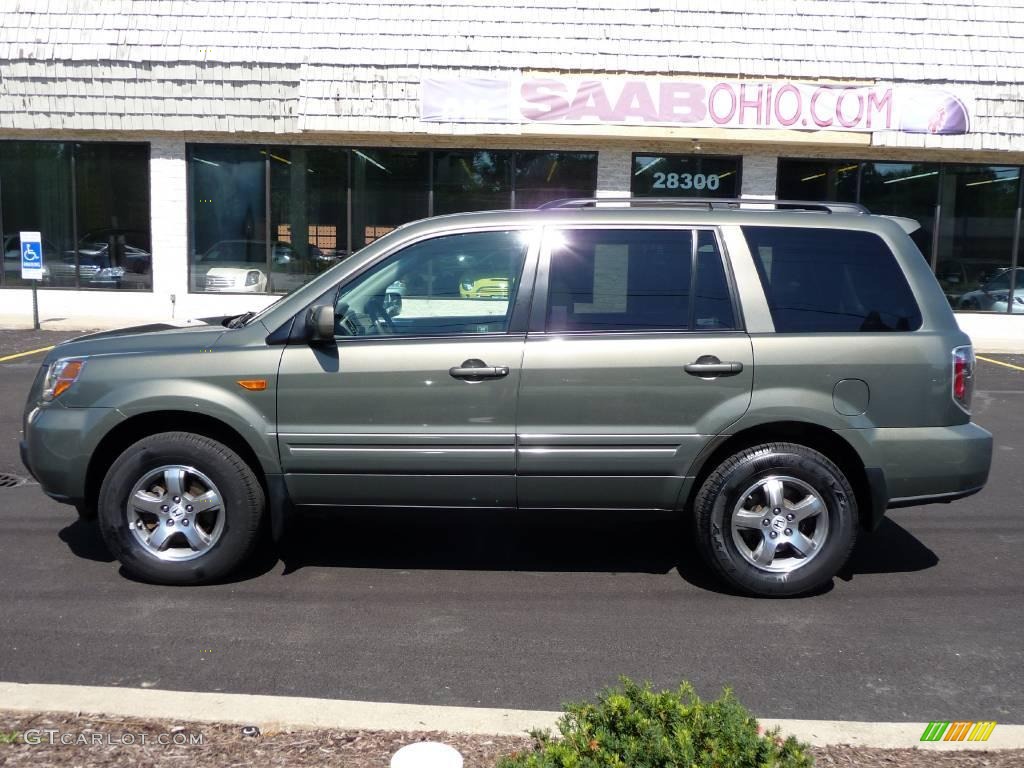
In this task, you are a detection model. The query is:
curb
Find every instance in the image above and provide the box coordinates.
[1,682,1022,751]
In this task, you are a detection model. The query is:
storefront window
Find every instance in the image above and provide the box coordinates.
[779,158,1024,313]
[433,150,511,214]
[0,142,73,289]
[776,159,858,202]
[269,146,348,295]
[514,151,598,208]
[186,144,592,293]
[859,162,939,258]
[631,154,741,198]
[189,145,266,293]
[937,165,1020,311]
[73,143,152,290]
[1,141,148,291]
[351,149,429,251]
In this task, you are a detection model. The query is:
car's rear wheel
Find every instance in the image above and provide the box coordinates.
[694,442,857,597]
[97,431,265,585]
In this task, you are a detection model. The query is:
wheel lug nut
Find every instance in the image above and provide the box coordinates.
[166,519,174,526]
[769,531,778,539]
[761,518,770,526]
[786,513,794,521]
[161,505,168,511]
[785,528,792,536]
[173,496,181,503]
[773,508,780,514]
[186,505,193,512]
[181,519,189,526]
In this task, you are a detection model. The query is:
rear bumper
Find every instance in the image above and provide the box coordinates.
[847,422,993,519]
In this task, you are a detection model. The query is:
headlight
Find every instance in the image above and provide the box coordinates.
[42,358,86,401]
[96,266,125,278]
[245,270,262,287]
[461,281,474,292]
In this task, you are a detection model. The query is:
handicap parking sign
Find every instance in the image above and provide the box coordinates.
[20,231,43,280]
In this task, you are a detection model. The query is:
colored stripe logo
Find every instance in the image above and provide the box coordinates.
[920,721,997,742]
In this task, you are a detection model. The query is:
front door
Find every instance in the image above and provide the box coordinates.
[517,226,753,510]
[277,228,536,509]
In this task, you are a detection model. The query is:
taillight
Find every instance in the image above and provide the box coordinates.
[952,345,975,413]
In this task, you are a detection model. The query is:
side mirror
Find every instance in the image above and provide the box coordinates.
[307,304,335,342]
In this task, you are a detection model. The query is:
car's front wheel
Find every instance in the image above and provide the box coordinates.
[97,432,265,585]
[694,442,858,597]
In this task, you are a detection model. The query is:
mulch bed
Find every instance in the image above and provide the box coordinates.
[1,711,1020,767]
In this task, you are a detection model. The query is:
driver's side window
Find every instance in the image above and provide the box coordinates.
[333,230,531,338]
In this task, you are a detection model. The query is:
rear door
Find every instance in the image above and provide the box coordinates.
[516,226,753,510]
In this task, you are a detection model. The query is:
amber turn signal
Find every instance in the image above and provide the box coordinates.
[236,379,268,391]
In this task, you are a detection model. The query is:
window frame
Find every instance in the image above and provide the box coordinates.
[0,139,152,291]
[284,224,543,345]
[529,225,744,336]
[742,224,924,334]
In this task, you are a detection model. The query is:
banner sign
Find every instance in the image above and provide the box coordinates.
[421,77,971,135]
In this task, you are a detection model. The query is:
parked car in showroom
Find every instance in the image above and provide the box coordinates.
[46,229,151,289]
[22,199,992,597]
[956,267,1024,313]
[194,240,325,293]
[193,240,270,292]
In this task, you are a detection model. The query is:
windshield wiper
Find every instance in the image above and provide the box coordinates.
[227,311,256,329]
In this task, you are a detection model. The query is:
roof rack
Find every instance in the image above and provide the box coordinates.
[538,197,869,214]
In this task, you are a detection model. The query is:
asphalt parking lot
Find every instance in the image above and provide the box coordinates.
[0,330,1021,724]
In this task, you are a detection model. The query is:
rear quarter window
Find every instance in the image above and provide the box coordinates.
[742,226,922,333]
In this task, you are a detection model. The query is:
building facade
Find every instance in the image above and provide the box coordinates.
[1,0,1022,342]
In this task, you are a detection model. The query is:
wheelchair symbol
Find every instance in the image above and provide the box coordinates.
[22,243,41,263]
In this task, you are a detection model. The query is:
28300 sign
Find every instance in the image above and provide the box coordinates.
[651,172,720,191]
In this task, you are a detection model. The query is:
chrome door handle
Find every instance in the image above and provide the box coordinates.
[684,355,744,377]
[449,359,510,380]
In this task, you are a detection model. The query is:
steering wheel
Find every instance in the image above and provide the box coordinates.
[365,296,396,335]
[334,303,363,336]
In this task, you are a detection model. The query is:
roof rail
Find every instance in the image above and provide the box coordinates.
[538,197,869,214]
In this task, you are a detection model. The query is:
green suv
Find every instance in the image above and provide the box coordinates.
[20,199,993,596]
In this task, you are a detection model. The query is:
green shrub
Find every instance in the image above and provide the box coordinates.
[498,678,812,768]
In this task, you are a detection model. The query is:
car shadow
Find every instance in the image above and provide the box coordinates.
[58,517,116,563]
[277,509,938,596]
[59,508,938,593]
[836,516,939,580]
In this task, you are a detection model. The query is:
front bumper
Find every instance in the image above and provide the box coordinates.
[21,404,125,506]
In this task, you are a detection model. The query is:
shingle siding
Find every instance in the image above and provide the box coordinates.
[1,0,1022,150]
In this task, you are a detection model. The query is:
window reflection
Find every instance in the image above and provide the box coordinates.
[1,142,74,289]
[514,151,598,208]
[433,150,511,214]
[268,146,348,295]
[351,149,429,250]
[778,158,1023,313]
[189,145,266,293]
[939,166,1020,311]
[777,159,858,202]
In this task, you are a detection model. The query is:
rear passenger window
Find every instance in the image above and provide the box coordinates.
[545,229,736,332]
[743,226,922,333]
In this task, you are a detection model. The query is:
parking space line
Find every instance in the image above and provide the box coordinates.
[0,345,54,363]
[977,355,1024,373]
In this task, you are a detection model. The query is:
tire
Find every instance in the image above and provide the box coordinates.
[97,431,265,585]
[694,442,857,597]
